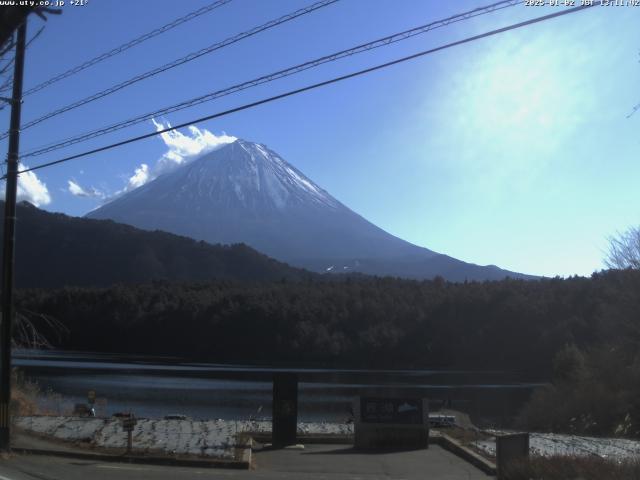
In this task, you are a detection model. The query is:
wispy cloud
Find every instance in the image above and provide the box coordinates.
[67,179,104,199]
[0,163,52,207]
[126,163,150,190]
[76,121,238,204]
[121,120,236,191]
[152,118,237,171]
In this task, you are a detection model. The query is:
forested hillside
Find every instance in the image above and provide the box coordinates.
[15,269,640,375]
[2,201,310,287]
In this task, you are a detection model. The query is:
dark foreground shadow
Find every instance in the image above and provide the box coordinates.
[301,446,427,455]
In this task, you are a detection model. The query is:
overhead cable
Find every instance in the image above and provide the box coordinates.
[11,2,599,178]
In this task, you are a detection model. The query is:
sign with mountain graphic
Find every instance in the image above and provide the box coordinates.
[360,397,423,424]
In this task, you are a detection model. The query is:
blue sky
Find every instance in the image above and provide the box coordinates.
[1,0,638,277]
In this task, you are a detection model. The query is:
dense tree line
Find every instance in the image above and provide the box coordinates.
[517,343,640,437]
[14,269,640,377]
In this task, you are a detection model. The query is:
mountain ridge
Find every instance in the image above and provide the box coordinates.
[2,200,311,288]
[87,138,535,281]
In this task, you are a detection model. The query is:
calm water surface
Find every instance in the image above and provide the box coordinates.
[13,350,543,426]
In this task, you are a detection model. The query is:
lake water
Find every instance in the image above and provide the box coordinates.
[13,350,543,427]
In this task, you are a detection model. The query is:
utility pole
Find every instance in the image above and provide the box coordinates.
[0,19,27,452]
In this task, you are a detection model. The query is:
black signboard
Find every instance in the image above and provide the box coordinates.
[360,397,423,424]
[272,373,298,447]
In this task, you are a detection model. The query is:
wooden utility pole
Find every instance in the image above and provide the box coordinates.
[0,18,26,452]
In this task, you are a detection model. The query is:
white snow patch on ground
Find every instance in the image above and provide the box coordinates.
[476,431,640,460]
[14,416,354,459]
[242,420,353,437]
[15,416,105,441]
[94,418,235,458]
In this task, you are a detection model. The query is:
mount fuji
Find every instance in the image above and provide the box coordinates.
[87,139,532,281]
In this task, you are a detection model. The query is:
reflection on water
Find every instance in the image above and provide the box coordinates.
[14,350,543,426]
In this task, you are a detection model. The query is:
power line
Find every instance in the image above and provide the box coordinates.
[0,0,340,141]
[0,0,233,97]
[0,24,47,181]
[0,26,46,96]
[11,2,599,179]
[21,0,521,160]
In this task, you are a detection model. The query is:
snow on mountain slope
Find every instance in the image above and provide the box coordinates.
[87,139,533,281]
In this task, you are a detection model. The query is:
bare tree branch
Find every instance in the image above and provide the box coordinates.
[605,226,640,270]
[12,309,69,350]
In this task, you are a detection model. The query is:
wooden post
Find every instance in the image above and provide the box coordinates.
[0,19,27,452]
[121,415,136,455]
[127,429,132,454]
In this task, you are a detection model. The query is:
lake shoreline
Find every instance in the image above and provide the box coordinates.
[14,349,541,427]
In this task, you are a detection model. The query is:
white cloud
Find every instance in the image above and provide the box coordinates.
[151,119,237,164]
[93,121,237,203]
[67,179,104,198]
[127,163,150,190]
[152,118,237,171]
[0,163,52,207]
[121,120,236,192]
[68,180,85,196]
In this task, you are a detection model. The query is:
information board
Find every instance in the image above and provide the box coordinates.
[360,397,423,424]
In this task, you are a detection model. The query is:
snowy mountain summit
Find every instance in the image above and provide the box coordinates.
[87,139,532,281]
[174,140,340,211]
